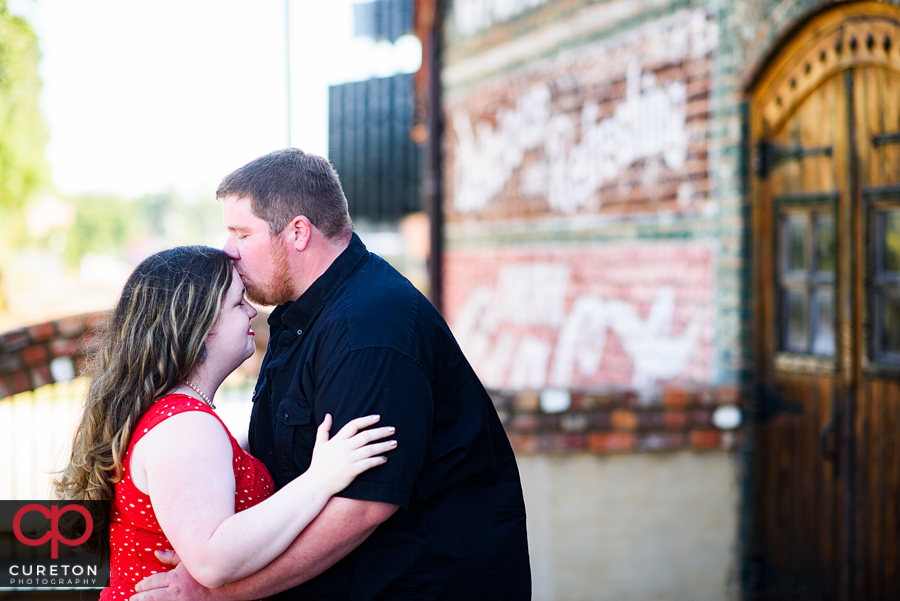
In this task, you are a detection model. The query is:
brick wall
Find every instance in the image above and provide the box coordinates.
[437,0,762,452]
[0,312,109,399]
[493,384,744,455]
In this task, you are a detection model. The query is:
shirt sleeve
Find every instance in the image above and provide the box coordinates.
[312,347,432,509]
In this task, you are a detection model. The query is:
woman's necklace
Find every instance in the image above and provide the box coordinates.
[183,379,215,410]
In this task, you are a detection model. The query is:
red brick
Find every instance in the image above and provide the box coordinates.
[85,311,111,332]
[30,365,53,389]
[568,391,587,410]
[510,414,539,432]
[696,388,717,405]
[715,386,741,405]
[77,334,103,354]
[28,322,56,342]
[0,353,23,374]
[690,429,722,450]
[587,432,635,453]
[611,410,638,431]
[539,414,561,431]
[691,409,713,427]
[636,432,687,451]
[560,413,588,432]
[587,411,612,430]
[589,393,618,408]
[508,434,538,453]
[56,315,85,338]
[663,387,693,409]
[621,391,640,407]
[51,338,78,357]
[513,390,540,412]
[0,328,28,352]
[664,410,689,429]
[74,355,89,376]
[12,371,30,394]
[638,411,665,430]
[539,434,585,453]
[22,345,49,367]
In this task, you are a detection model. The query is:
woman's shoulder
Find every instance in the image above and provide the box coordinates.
[132,394,222,446]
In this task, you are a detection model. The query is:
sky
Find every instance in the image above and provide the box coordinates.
[8,0,421,200]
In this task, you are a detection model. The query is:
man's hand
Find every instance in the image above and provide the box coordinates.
[131,550,216,601]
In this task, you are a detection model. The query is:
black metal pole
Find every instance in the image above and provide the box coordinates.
[285,0,292,148]
[426,0,444,313]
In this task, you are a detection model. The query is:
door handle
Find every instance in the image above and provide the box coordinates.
[820,417,837,463]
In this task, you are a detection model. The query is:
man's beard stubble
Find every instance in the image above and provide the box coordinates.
[243,238,295,307]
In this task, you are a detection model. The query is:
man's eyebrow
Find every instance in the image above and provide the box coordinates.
[227,225,251,233]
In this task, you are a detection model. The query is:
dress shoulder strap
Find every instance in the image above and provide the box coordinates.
[128,394,221,452]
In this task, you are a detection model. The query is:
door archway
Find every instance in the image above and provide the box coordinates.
[751,3,900,599]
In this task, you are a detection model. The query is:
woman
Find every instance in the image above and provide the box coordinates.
[55,246,395,600]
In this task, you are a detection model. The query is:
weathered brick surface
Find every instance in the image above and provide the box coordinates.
[493,383,747,454]
[587,432,635,453]
[0,312,110,399]
[28,322,55,342]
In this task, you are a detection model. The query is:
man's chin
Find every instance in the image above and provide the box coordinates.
[246,286,291,307]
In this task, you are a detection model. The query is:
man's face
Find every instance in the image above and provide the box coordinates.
[222,194,294,306]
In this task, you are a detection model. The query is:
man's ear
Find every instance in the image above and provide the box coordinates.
[287,216,312,251]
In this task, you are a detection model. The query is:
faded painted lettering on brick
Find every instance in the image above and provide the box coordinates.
[444,243,714,391]
[445,8,717,219]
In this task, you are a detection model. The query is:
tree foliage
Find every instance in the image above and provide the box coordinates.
[0,1,48,226]
[0,1,50,310]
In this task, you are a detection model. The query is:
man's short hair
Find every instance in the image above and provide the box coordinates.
[216,148,353,239]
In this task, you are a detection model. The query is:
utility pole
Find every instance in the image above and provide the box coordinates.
[285,0,292,148]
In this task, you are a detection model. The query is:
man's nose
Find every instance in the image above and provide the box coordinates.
[223,236,239,259]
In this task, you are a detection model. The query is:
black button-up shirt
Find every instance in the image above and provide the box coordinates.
[250,234,531,600]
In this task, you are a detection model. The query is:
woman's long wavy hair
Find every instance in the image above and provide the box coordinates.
[55,246,233,554]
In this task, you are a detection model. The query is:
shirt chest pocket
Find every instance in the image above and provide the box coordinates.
[275,395,317,483]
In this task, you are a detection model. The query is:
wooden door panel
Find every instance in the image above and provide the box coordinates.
[753,67,845,595]
[853,63,900,600]
[751,6,900,600]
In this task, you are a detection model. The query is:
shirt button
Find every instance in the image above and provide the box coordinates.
[297,329,302,335]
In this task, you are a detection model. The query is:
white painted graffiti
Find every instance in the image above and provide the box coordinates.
[452,262,707,390]
[452,62,688,214]
[453,0,551,37]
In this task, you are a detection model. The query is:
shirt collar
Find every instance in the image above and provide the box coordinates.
[273,232,368,333]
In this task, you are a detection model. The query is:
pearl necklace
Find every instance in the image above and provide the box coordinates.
[184,379,215,410]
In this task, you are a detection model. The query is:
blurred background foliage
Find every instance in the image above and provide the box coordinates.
[0,0,223,324]
[0,0,49,309]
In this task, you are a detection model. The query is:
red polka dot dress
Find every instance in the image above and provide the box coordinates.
[100,394,274,600]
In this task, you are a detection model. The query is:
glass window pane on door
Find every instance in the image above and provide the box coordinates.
[784,215,808,275]
[812,287,835,356]
[879,289,900,358]
[880,210,900,274]
[873,208,900,363]
[785,289,810,352]
[814,213,836,276]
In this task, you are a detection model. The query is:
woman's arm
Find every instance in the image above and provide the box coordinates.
[131,411,394,589]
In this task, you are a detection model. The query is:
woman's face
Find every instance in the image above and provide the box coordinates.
[205,268,258,371]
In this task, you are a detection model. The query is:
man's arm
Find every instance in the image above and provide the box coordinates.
[132,497,398,601]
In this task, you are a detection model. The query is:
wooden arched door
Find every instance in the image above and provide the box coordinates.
[751,4,900,599]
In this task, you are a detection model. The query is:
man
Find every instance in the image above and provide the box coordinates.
[134,148,531,600]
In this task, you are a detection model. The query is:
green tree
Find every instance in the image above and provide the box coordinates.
[0,0,50,310]
[62,193,135,267]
